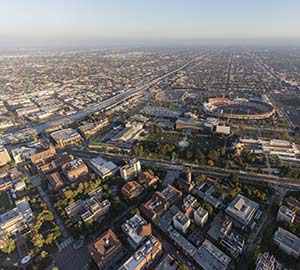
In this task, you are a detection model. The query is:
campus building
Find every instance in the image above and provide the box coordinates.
[50,128,83,148]
[120,159,141,181]
[88,229,126,270]
[225,194,259,227]
[121,214,152,249]
[273,227,300,258]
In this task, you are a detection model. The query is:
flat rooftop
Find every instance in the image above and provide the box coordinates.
[194,240,231,270]
[226,194,259,226]
[274,227,300,252]
[51,128,81,142]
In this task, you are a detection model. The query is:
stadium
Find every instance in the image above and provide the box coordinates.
[203,97,275,120]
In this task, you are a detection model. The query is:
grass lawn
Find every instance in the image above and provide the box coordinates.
[188,135,225,150]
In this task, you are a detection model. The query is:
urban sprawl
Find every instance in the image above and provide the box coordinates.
[0,47,300,270]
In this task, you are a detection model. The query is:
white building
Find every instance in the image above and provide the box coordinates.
[215,125,231,135]
[173,211,191,234]
[89,156,118,179]
[277,205,296,224]
[120,159,141,181]
[225,194,259,227]
[194,207,208,227]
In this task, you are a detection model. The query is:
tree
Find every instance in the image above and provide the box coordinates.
[195,174,206,186]
[207,160,214,166]
[202,202,213,215]
[32,233,45,248]
[40,250,48,258]
[230,173,239,187]
[42,210,54,222]
[208,150,220,161]
[0,238,15,254]
[129,208,140,216]
[178,264,189,270]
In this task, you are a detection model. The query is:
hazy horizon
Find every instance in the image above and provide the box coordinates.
[1,0,300,49]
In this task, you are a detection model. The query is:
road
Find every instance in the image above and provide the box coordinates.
[67,149,300,190]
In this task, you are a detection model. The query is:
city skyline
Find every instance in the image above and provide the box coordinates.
[1,0,300,49]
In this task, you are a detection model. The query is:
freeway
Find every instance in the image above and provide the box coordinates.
[67,148,300,190]
[5,51,213,138]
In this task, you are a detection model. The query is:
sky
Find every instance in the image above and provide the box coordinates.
[0,0,300,49]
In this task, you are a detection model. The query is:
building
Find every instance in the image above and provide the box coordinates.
[167,226,197,257]
[30,147,56,165]
[220,230,244,258]
[88,229,126,270]
[255,252,277,270]
[286,196,300,211]
[194,207,208,227]
[118,236,162,270]
[120,159,141,181]
[121,214,152,249]
[172,211,191,234]
[47,172,64,191]
[153,254,178,270]
[215,125,230,135]
[225,194,259,227]
[0,146,11,166]
[112,122,144,143]
[0,200,33,237]
[277,205,296,224]
[181,195,197,217]
[14,180,26,192]
[65,200,84,222]
[194,240,231,270]
[78,118,109,137]
[140,185,182,220]
[61,158,89,181]
[273,227,300,258]
[50,128,83,148]
[175,117,203,130]
[121,181,145,200]
[11,146,36,164]
[89,156,118,179]
[138,171,159,187]
[235,138,300,166]
[37,153,73,174]
[65,197,110,223]
[81,198,111,224]
[195,182,222,208]
[204,98,274,120]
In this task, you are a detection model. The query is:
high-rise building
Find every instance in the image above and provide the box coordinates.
[120,159,141,181]
[194,207,208,227]
[277,205,296,224]
[173,211,191,234]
